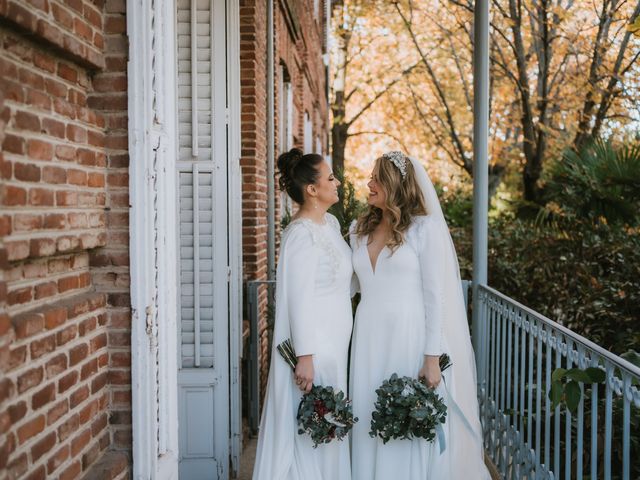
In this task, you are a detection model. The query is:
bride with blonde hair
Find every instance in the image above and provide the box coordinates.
[349,151,490,479]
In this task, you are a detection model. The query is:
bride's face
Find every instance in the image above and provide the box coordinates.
[367,165,387,209]
[308,160,340,208]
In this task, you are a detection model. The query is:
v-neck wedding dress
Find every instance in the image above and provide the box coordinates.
[349,215,452,479]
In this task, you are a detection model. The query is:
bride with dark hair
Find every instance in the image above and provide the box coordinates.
[349,151,490,479]
[252,149,353,480]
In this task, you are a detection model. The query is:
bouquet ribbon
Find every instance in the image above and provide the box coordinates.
[437,375,483,455]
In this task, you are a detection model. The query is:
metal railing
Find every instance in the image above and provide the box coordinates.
[246,280,276,435]
[477,285,640,480]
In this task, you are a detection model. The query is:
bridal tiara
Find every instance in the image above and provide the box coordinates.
[383,151,408,178]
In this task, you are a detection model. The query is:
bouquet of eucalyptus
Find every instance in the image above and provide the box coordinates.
[278,339,358,447]
[369,354,452,444]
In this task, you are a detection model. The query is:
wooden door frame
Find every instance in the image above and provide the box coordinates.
[128,0,180,477]
[128,0,242,478]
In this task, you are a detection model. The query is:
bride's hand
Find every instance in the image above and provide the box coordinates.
[294,355,314,393]
[419,355,442,388]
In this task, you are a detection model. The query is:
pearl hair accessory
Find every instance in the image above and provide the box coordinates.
[383,151,408,178]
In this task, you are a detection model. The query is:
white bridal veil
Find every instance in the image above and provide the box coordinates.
[407,155,491,479]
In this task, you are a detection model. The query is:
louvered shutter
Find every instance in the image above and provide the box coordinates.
[177,0,215,369]
[179,167,215,367]
[175,0,230,477]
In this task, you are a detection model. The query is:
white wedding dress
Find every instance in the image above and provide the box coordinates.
[252,213,353,480]
[349,155,490,480]
[349,215,452,479]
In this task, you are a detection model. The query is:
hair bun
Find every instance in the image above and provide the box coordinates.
[277,148,303,191]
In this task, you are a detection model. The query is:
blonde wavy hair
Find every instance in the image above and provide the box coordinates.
[355,155,428,252]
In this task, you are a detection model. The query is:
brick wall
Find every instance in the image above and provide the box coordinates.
[0,0,130,478]
[239,0,330,397]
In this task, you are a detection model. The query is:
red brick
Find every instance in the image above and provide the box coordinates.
[78,271,91,287]
[44,306,67,329]
[84,4,102,28]
[88,172,105,187]
[58,413,79,441]
[45,77,68,97]
[73,17,93,42]
[59,460,81,480]
[109,370,130,385]
[15,110,41,131]
[79,316,97,335]
[67,168,87,185]
[32,382,56,410]
[105,15,126,33]
[80,358,98,380]
[17,415,45,444]
[46,354,68,378]
[30,237,56,256]
[44,213,66,229]
[90,333,107,353]
[14,162,41,182]
[70,428,91,457]
[23,464,45,480]
[91,372,108,394]
[58,370,78,394]
[56,190,78,206]
[53,97,76,118]
[7,452,28,479]
[51,3,74,29]
[3,133,25,154]
[8,286,31,305]
[13,313,44,339]
[70,387,89,409]
[67,212,87,228]
[29,187,55,206]
[26,88,52,109]
[78,399,98,425]
[56,324,78,346]
[66,124,87,143]
[81,440,101,469]
[33,51,56,73]
[28,139,54,160]
[23,261,47,279]
[42,166,67,184]
[18,68,43,90]
[2,185,27,206]
[97,352,108,368]
[47,444,69,475]
[87,130,104,147]
[55,144,76,161]
[8,346,27,371]
[14,213,42,231]
[58,275,79,292]
[35,281,58,299]
[31,431,56,459]
[0,378,13,405]
[8,401,27,423]
[76,148,95,165]
[69,343,88,366]
[42,118,66,138]
[30,334,56,359]
[18,366,44,394]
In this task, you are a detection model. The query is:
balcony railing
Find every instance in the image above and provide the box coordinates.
[477,285,640,480]
[245,281,640,479]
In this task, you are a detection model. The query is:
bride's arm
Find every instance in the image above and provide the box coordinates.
[417,217,446,387]
[285,228,319,392]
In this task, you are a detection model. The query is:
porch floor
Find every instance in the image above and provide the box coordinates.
[236,438,500,479]
[237,438,257,480]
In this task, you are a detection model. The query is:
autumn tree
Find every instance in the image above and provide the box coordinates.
[332,0,640,203]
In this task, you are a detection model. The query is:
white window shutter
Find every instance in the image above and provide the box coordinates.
[176,0,215,369]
